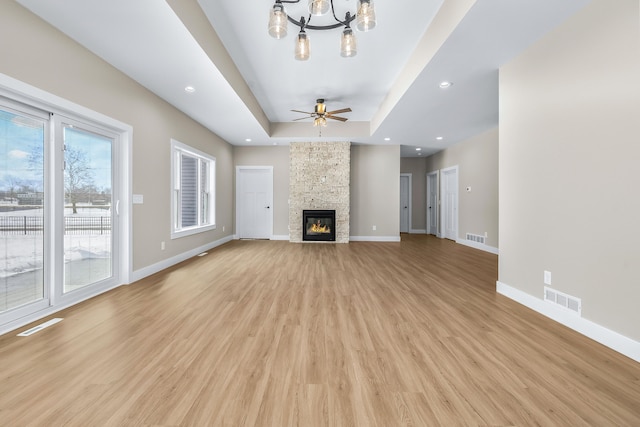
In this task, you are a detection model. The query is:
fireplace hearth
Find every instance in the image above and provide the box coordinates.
[302,210,336,242]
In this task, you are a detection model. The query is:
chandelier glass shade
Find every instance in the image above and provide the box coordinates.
[268,0,376,60]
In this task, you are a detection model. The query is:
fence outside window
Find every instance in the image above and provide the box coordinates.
[0,216,111,235]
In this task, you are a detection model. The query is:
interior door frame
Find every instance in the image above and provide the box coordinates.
[440,165,459,240]
[400,173,412,233]
[426,170,439,237]
[235,166,274,239]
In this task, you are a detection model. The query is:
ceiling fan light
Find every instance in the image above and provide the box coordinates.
[314,117,327,127]
[356,0,376,32]
[340,27,357,57]
[295,31,310,60]
[308,0,330,16]
[268,3,288,39]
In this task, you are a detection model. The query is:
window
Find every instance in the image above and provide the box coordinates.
[171,139,215,238]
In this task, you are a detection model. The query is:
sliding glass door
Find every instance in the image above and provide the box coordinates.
[0,93,122,328]
[61,121,115,294]
[0,103,47,315]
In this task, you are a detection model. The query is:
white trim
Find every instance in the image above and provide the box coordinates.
[410,229,427,234]
[349,235,401,242]
[270,234,290,241]
[496,281,640,363]
[456,238,499,255]
[131,234,233,282]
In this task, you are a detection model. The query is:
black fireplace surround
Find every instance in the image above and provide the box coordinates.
[302,210,336,242]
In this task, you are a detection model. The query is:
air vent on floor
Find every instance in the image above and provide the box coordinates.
[544,287,581,315]
[466,233,486,244]
[17,318,63,336]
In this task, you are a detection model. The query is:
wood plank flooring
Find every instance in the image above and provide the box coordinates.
[0,235,639,426]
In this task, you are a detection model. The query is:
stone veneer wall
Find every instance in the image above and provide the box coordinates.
[289,141,350,243]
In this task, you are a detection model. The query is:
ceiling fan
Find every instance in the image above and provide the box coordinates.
[291,98,352,127]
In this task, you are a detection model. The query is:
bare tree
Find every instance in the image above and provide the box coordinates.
[65,146,94,214]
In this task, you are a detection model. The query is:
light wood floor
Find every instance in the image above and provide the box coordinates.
[1,235,639,426]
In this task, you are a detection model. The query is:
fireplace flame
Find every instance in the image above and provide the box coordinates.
[310,222,330,233]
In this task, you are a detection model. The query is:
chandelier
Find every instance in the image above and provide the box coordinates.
[268,0,377,60]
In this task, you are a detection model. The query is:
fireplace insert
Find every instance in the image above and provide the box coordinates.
[302,210,336,241]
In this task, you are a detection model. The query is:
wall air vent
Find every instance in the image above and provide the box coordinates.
[544,287,581,315]
[466,233,486,244]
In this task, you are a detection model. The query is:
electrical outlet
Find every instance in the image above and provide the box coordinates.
[222,226,225,232]
[161,241,165,251]
[372,225,377,231]
[544,270,552,285]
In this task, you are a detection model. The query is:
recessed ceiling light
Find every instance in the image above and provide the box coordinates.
[245,138,252,142]
[416,147,421,151]
[439,81,452,89]
[384,137,391,141]
[436,136,444,140]
[184,86,195,93]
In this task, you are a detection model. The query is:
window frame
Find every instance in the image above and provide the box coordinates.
[170,139,216,239]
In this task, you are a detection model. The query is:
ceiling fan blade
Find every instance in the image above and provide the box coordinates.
[326,108,352,115]
[291,109,315,115]
[326,115,348,122]
[292,116,312,121]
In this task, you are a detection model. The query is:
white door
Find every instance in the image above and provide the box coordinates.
[236,167,273,239]
[426,171,438,236]
[440,166,458,240]
[400,174,411,233]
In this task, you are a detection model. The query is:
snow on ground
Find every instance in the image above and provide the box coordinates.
[0,206,111,278]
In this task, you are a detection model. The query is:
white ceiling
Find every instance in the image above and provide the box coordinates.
[16,0,591,157]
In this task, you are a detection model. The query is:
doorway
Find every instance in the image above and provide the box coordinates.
[236,166,273,239]
[440,166,458,240]
[400,174,412,233]
[426,171,438,236]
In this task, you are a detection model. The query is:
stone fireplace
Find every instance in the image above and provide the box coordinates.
[289,141,350,243]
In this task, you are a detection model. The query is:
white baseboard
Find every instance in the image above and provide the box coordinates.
[131,234,234,282]
[496,281,640,363]
[349,235,401,242]
[410,229,427,234]
[270,235,290,241]
[457,238,499,255]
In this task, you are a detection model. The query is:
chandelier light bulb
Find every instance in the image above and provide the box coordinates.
[340,27,357,57]
[308,0,330,16]
[268,3,288,39]
[356,0,376,32]
[295,30,310,60]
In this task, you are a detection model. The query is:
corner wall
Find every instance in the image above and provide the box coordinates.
[499,0,640,353]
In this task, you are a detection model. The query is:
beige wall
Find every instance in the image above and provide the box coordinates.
[499,0,640,340]
[233,146,290,237]
[0,2,234,271]
[350,145,400,238]
[400,158,427,231]
[424,127,499,247]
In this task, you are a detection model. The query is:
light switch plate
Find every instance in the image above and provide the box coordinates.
[133,194,144,204]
